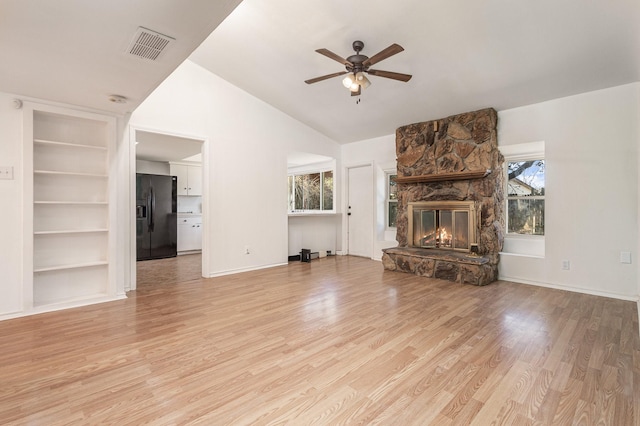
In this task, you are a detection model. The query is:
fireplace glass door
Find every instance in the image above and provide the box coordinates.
[412,208,470,251]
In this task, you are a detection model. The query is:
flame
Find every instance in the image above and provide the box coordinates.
[438,227,451,246]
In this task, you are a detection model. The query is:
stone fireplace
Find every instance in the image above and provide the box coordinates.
[382,108,504,285]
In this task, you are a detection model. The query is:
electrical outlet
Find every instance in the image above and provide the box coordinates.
[0,166,13,180]
[561,260,570,270]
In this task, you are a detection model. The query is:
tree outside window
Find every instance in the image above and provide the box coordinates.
[507,160,545,235]
[387,173,397,228]
[288,170,334,212]
[323,171,333,210]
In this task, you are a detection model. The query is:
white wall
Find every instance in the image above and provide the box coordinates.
[0,94,25,315]
[288,216,340,256]
[130,60,341,276]
[498,83,639,300]
[341,134,398,260]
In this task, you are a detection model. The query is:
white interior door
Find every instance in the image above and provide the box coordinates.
[347,165,373,258]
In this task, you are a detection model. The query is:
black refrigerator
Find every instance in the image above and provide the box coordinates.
[136,173,177,261]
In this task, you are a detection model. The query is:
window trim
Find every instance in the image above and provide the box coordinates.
[499,141,545,258]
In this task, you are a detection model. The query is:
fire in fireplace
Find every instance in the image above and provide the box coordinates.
[407,201,477,252]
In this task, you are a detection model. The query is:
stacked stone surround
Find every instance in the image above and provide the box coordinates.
[382,108,505,285]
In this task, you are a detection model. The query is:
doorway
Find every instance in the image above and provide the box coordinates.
[130,127,208,291]
[346,164,373,258]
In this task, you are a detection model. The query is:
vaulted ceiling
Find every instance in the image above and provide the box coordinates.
[1,0,638,145]
[189,0,640,143]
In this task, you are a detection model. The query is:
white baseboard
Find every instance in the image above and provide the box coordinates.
[0,294,127,322]
[499,275,639,302]
[208,262,288,278]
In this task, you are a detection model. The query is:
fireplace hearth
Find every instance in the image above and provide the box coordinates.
[382,108,504,286]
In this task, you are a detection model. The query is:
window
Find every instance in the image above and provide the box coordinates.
[288,170,334,212]
[507,160,545,235]
[323,170,333,210]
[387,173,397,227]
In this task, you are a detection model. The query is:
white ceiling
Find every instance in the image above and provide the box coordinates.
[0,0,242,114]
[189,0,640,144]
[1,0,638,147]
[135,130,203,163]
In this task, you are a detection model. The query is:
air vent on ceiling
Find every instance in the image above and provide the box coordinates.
[127,27,175,61]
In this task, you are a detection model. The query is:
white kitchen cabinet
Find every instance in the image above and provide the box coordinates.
[177,216,202,252]
[170,163,202,196]
[25,103,117,310]
[170,164,188,195]
[187,165,202,195]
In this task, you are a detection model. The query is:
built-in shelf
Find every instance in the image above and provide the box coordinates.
[396,169,491,184]
[34,229,108,235]
[34,170,108,178]
[33,138,107,150]
[34,261,108,273]
[34,201,108,205]
[28,106,114,312]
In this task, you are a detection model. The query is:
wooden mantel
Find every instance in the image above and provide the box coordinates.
[395,169,491,184]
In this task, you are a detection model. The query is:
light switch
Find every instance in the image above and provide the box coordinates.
[620,251,632,264]
[0,166,13,180]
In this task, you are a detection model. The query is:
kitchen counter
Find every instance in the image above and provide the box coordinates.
[178,212,202,217]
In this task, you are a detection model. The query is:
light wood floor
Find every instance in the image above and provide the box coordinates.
[1,255,639,425]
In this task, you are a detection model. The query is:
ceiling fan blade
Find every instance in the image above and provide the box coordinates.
[362,43,404,67]
[315,48,352,66]
[367,69,412,82]
[305,71,347,84]
[351,86,361,96]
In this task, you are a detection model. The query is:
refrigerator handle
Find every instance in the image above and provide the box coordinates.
[146,190,151,228]
[149,187,155,231]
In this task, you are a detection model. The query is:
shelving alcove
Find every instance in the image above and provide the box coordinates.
[23,102,122,312]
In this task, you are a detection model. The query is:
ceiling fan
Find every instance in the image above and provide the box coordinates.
[305,40,412,96]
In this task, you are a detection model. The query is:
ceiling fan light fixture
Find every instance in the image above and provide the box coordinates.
[350,82,360,92]
[356,72,371,89]
[342,74,355,88]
